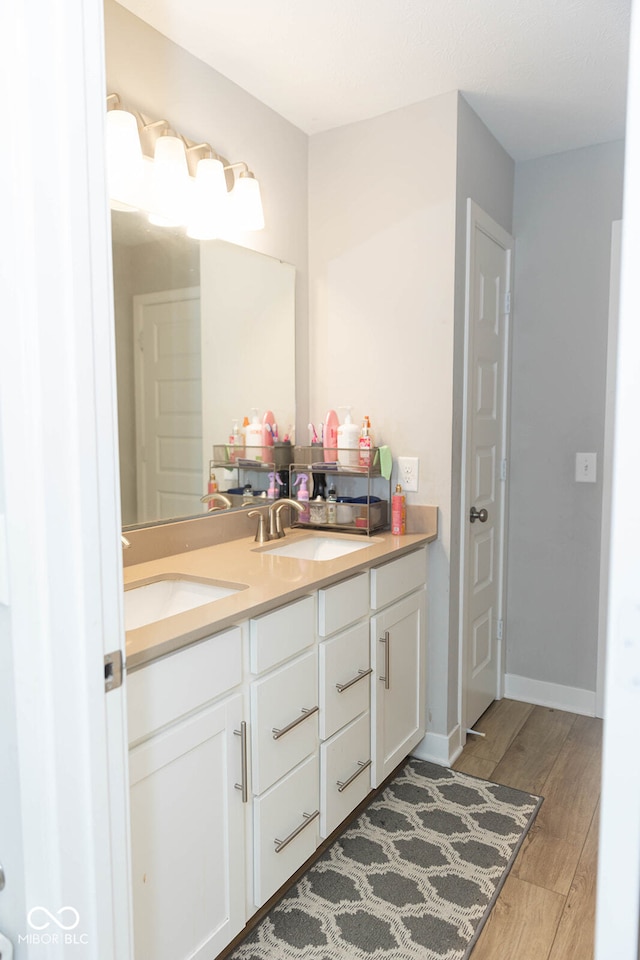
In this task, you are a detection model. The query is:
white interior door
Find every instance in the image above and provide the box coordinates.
[461,200,513,733]
[134,288,202,522]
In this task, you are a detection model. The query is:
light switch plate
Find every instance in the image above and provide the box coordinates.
[398,457,419,492]
[575,452,597,483]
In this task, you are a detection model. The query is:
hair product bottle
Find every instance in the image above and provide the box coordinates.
[359,415,374,467]
[391,483,406,535]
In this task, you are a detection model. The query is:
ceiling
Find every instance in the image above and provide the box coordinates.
[116,0,631,161]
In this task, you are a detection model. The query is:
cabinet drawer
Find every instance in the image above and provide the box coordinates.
[319,622,370,740]
[251,651,318,794]
[127,627,242,744]
[253,754,319,907]
[320,712,371,839]
[370,548,427,610]
[250,595,315,674]
[318,572,369,637]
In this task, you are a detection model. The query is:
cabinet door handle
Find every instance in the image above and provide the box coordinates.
[336,667,372,693]
[336,759,372,793]
[233,721,248,803]
[272,705,319,740]
[379,631,390,689]
[274,810,320,853]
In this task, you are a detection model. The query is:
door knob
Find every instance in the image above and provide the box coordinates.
[470,506,488,523]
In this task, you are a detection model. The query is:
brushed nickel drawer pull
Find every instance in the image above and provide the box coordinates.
[336,667,372,694]
[233,721,248,803]
[337,759,372,793]
[272,705,319,740]
[274,810,320,853]
[379,631,390,689]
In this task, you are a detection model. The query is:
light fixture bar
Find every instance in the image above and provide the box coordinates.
[106,93,265,232]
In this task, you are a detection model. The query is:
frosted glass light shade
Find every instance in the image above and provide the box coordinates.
[106,109,143,210]
[186,157,229,240]
[148,135,190,227]
[232,173,265,231]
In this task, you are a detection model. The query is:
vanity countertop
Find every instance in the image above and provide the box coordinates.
[124,519,437,670]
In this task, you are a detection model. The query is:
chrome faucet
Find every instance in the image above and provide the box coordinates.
[268,498,305,540]
[200,492,232,510]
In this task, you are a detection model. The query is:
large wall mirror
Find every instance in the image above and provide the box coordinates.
[112,210,296,527]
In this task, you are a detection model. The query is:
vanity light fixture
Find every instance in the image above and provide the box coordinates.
[105,94,265,234]
[105,94,143,211]
[226,163,265,232]
[186,146,229,240]
[148,133,192,227]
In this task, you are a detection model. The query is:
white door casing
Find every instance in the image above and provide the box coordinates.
[0,0,133,956]
[134,288,202,522]
[460,200,514,735]
[596,220,622,719]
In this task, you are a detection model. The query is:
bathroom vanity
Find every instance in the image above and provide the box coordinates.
[124,525,435,960]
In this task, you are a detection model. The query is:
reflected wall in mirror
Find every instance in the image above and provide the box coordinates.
[112,210,295,527]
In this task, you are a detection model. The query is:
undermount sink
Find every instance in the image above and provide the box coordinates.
[258,536,380,562]
[124,576,244,631]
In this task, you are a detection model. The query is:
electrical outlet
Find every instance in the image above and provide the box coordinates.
[398,457,419,492]
[575,452,597,483]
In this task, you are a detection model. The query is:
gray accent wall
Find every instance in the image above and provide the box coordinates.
[506,140,625,692]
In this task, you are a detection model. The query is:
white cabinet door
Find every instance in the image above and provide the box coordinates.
[370,589,427,787]
[129,693,246,960]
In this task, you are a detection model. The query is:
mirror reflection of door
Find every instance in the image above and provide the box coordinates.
[134,288,202,523]
[111,209,296,528]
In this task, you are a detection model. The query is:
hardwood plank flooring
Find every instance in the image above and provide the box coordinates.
[453,699,602,960]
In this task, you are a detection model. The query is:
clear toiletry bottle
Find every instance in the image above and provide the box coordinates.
[359,415,374,467]
[309,496,327,525]
[326,484,337,524]
[228,419,240,461]
[293,473,310,523]
[337,406,360,466]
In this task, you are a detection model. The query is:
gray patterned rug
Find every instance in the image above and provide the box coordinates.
[231,758,542,960]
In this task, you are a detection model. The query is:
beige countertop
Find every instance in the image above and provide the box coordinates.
[124,522,437,671]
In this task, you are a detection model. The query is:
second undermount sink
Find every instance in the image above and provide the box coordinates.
[259,536,380,562]
[124,576,244,631]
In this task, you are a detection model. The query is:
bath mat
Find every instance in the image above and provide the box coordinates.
[230,758,542,960]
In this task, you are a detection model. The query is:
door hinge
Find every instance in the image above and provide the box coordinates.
[500,459,507,481]
[497,619,504,641]
[104,650,124,692]
[504,290,511,315]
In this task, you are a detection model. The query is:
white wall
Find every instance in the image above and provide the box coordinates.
[308,92,514,744]
[308,92,458,739]
[507,140,625,696]
[104,0,309,434]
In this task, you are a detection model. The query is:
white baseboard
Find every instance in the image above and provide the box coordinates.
[412,724,463,768]
[504,673,597,717]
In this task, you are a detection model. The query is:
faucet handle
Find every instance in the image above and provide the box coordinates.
[248,510,269,544]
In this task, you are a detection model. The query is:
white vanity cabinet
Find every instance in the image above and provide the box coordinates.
[370,549,427,786]
[127,627,248,960]
[318,572,372,837]
[248,596,320,907]
[125,541,429,957]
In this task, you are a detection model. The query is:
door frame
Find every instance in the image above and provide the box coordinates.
[0,0,133,956]
[596,220,622,719]
[458,199,514,741]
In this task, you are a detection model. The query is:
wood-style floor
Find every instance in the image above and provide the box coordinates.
[453,699,602,960]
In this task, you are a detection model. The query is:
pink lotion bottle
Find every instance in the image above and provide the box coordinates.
[391,483,406,535]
